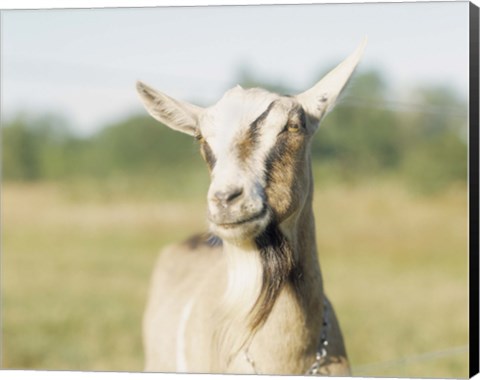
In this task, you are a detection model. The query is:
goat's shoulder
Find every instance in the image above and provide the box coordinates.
[152,233,224,281]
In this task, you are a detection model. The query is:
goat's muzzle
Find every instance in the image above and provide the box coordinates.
[207,184,270,241]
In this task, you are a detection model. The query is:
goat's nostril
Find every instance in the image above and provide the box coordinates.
[214,187,244,205]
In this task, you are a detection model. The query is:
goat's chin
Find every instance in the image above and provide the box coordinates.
[210,214,270,244]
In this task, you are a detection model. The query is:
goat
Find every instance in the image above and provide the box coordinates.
[136,39,366,375]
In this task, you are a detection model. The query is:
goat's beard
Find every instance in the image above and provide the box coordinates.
[211,222,298,369]
[250,222,297,330]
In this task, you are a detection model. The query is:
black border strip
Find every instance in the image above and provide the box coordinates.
[469,2,479,378]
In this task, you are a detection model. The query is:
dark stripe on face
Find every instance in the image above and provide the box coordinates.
[252,100,277,127]
[200,140,216,170]
[237,100,277,162]
[263,106,307,220]
[237,124,259,162]
[289,105,307,130]
[264,134,297,217]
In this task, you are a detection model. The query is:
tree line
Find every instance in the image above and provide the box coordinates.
[2,69,468,194]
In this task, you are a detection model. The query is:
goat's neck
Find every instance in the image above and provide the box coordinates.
[215,172,324,372]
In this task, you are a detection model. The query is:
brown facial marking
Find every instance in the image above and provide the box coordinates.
[288,105,307,131]
[237,123,259,162]
[200,140,216,171]
[255,100,277,125]
[264,105,308,221]
[237,100,277,163]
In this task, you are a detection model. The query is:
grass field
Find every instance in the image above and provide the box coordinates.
[1,180,469,377]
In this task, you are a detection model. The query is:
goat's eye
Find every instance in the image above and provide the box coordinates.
[194,132,204,142]
[287,123,300,133]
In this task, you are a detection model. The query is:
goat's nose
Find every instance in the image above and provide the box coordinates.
[213,187,244,206]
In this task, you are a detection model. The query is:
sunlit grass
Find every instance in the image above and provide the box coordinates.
[1,180,469,377]
[313,181,468,378]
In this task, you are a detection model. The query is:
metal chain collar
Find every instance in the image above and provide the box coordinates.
[244,298,329,375]
[306,298,330,375]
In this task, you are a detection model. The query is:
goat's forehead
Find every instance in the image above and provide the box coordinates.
[200,87,292,135]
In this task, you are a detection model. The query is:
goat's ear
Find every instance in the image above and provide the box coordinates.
[136,81,203,136]
[296,38,367,129]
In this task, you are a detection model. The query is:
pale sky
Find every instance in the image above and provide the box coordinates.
[1,1,470,135]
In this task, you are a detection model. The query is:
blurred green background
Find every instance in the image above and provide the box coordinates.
[1,67,469,377]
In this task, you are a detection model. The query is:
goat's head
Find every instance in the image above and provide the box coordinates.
[137,39,366,244]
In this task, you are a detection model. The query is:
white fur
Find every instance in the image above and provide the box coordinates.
[177,298,195,372]
[214,240,264,359]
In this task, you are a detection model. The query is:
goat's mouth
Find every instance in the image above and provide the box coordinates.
[213,207,268,229]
